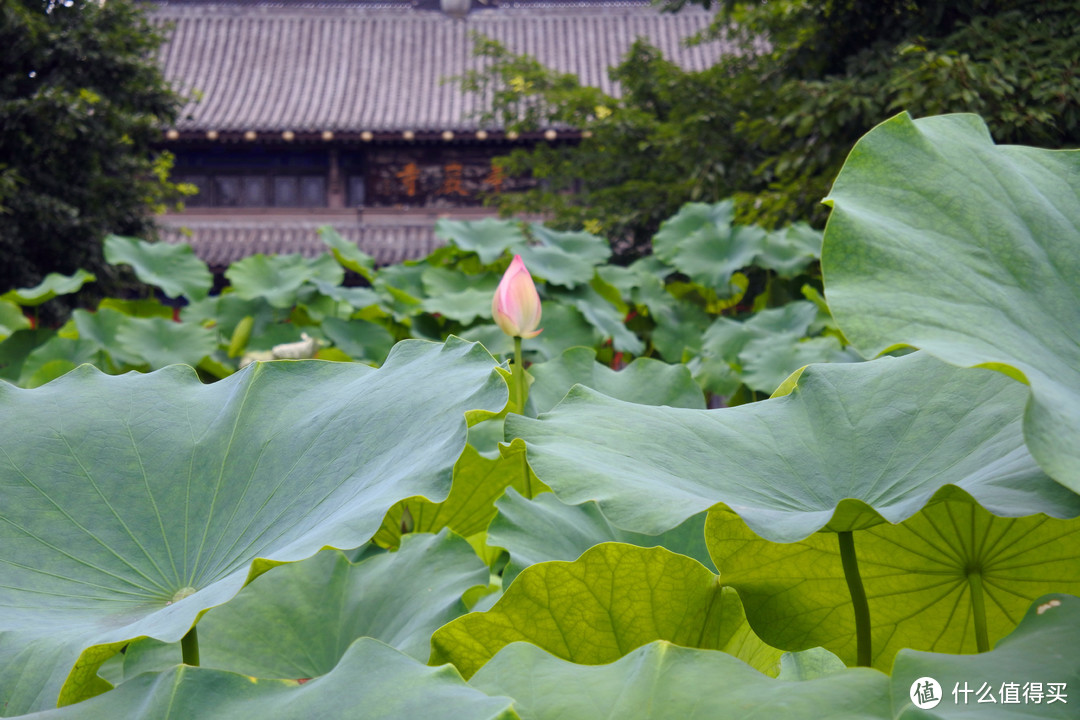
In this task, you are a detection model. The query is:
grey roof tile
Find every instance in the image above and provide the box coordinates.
[158,220,443,267]
[154,1,731,132]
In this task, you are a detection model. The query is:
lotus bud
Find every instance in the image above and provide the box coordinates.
[492,255,543,339]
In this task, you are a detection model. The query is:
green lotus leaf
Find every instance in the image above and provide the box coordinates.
[821,112,1080,490]
[119,530,487,680]
[488,489,713,587]
[527,225,611,269]
[320,317,395,366]
[103,235,213,301]
[71,308,145,367]
[429,543,782,679]
[757,223,823,278]
[738,333,859,395]
[0,328,54,381]
[646,292,712,364]
[17,335,105,388]
[891,594,1079,719]
[545,285,644,355]
[526,346,704,415]
[437,218,527,265]
[421,268,501,325]
[507,352,1080,542]
[318,226,375,281]
[180,294,279,339]
[0,338,505,714]
[0,269,95,307]
[652,201,765,293]
[470,641,889,720]
[374,442,537,550]
[113,316,218,369]
[225,254,344,309]
[706,499,1080,669]
[686,301,819,396]
[98,298,174,319]
[22,638,517,720]
[309,279,381,311]
[516,226,608,290]
[0,300,30,341]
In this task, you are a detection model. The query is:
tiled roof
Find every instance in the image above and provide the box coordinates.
[158,220,443,267]
[153,1,731,132]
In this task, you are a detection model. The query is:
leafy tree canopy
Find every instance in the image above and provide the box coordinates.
[458,0,1079,257]
[0,0,185,305]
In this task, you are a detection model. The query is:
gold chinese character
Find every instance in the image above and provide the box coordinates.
[396,162,420,196]
[439,163,469,197]
[484,163,505,193]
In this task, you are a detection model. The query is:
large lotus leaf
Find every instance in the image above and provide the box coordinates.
[891,594,1080,719]
[0,300,30,341]
[374,442,537,549]
[103,235,212,301]
[429,543,783,679]
[507,352,1080,542]
[120,530,488,680]
[471,641,889,720]
[0,338,505,715]
[757,223,823,278]
[421,267,501,324]
[705,499,1080,670]
[319,226,375,280]
[436,218,527,265]
[21,638,517,720]
[526,346,704,415]
[821,112,1080,490]
[0,270,95,307]
[113,316,218,369]
[488,489,714,587]
[225,254,344,309]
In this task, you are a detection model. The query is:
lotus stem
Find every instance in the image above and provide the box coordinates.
[513,335,531,497]
[181,625,200,666]
[513,336,526,414]
[838,530,872,667]
[967,570,990,653]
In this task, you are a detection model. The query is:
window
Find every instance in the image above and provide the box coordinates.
[173,148,328,209]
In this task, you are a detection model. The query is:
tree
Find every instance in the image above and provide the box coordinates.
[0,0,185,305]
[459,0,1080,258]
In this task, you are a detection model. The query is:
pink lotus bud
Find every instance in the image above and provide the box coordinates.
[492,254,543,338]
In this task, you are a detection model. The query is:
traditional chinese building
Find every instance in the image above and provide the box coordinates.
[151,0,733,268]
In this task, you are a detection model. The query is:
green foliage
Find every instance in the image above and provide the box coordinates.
[457,0,1079,246]
[508,353,1074,539]
[823,111,1080,492]
[0,0,188,305]
[430,543,782,679]
[0,211,836,403]
[2,113,1080,718]
[0,342,505,714]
